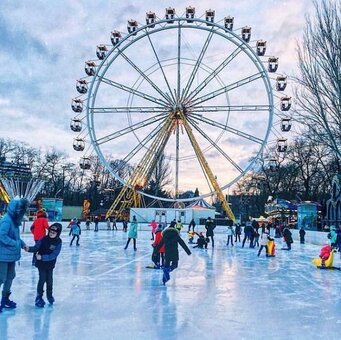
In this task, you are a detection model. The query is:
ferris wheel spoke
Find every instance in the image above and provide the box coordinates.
[176,22,181,104]
[117,49,173,104]
[190,113,263,145]
[180,29,215,102]
[145,31,176,104]
[189,72,265,106]
[90,106,168,114]
[187,116,244,174]
[186,46,243,103]
[189,105,271,113]
[100,76,170,107]
[117,124,164,171]
[96,113,167,145]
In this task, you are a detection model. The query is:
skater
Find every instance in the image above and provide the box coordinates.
[299,227,306,244]
[282,226,293,250]
[0,198,29,313]
[188,230,195,244]
[122,219,128,232]
[234,223,242,242]
[106,217,111,230]
[25,223,62,307]
[242,222,253,247]
[69,220,81,246]
[176,220,183,233]
[188,218,196,232]
[85,218,92,230]
[112,216,117,231]
[253,227,260,248]
[149,219,157,240]
[193,232,208,249]
[30,209,49,265]
[124,216,138,251]
[154,223,191,285]
[205,217,215,248]
[94,216,99,232]
[150,225,165,268]
[258,230,270,257]
[226,225,235,247]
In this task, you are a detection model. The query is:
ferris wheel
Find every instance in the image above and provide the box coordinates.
[70,7,291,218]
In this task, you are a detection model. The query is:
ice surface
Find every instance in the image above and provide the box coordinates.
[1,223,341,340]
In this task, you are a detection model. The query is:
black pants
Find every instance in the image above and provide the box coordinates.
[258,245,268,256]
[235,234,241,242]
[227,235,234,246]
[70,235,80,245]
[164,259,178,271]
[125,238,136,249]
[37,267,54,297]
[207,236,214,247]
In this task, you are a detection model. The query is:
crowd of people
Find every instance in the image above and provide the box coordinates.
[2,202,341,311]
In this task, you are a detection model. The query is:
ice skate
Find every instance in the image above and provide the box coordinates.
[35,296,45,308]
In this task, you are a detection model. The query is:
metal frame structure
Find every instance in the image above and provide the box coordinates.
[70,9,291,220]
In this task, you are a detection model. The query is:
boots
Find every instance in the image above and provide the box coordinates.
[35,296,45,308]
[47,296,55,305]
[162,267,170,285]
[1,293,17,309]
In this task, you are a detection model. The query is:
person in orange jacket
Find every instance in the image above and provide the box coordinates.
[30,210,49,265]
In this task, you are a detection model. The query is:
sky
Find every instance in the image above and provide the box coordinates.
[0,0,317,197]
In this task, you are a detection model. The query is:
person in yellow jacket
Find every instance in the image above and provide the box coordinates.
[176,220,183,233]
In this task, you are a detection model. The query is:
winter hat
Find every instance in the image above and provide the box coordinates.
[49,223,62,237]
[156,224,163,232]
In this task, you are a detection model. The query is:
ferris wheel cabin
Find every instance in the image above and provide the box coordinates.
[73,138,85,152]
[186,7,195,22]
[241,26,251,43]
[111,31,122,46]
[85,61,96,76]
[224,16,234,30]
[280,96,292,111]
[256,40,267,56]
[76,80,88,94]
[165,7,175,23]
[79,157,91,170]
[277,138,288,153]
[281,118,292,132]
[276,75,287,91]
[96,45,108,60]
[146,11,156,27]
[70,118,82,132]
[127,20,138,35]
[205,10,215,25]
[71,99,83,113]
[268,57,279,73]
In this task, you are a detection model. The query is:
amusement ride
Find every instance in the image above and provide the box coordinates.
[70,7,292,221]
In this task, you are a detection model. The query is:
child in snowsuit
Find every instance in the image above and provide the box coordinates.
[26,223,62,307]
[319,245,332,267]
[193,232,208,249]
[258,231,270,257]
[154,224,191,285]
[69,220,81,246]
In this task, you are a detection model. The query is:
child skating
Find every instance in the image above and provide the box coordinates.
[124,215,138,251]
[25,223,62,307]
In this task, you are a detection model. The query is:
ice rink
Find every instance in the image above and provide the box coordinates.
[1,223,341,340]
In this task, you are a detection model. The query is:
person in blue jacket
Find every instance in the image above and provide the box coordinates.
[0,197,29,313]
[25,223,62,307]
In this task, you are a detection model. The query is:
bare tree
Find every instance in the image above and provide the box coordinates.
[294,0,341,159]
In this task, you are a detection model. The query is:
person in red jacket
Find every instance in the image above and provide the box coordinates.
[30,210,49,265]
[151,225,165,268]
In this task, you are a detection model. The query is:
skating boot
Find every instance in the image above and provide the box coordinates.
[47,296,55,305]
[162,267,170,285]
[1,293,17,309]
[35,296,45,308]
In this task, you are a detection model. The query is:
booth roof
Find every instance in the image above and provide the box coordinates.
[187,198,215,209]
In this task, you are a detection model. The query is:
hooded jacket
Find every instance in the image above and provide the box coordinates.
[155,227,191,262]
[31,211,49,241]
[0,198,28,262]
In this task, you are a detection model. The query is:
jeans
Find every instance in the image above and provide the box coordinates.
[37,267,54,297]
[0,262,16,297]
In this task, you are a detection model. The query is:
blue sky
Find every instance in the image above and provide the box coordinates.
[0,0,316,194]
